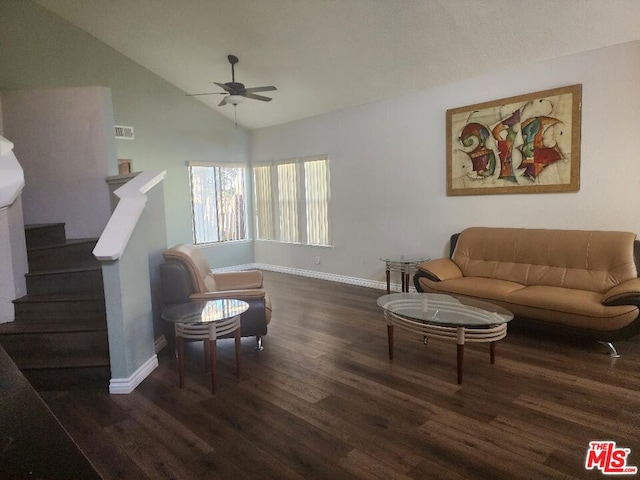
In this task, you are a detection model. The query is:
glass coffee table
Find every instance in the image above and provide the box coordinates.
[162,299,249,393]
[377,293,513,384]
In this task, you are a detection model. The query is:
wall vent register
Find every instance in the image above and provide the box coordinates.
[114,125,135,140]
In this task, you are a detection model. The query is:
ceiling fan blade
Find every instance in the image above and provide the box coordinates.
[185,92,227,96]
[218,97,227,106]
[214,82,233,93]
[243,86,277,93]
[244,93,272,102]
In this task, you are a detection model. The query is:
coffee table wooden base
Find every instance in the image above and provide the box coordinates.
[386,316,507,384]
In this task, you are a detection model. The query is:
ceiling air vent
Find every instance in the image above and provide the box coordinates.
[114,125,135,140]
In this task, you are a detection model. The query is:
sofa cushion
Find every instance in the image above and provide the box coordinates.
[504,286,638,331]
[452,227,637,294]
[417,276,524,303]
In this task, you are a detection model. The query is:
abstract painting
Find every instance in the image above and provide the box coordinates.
[446,84,581,196]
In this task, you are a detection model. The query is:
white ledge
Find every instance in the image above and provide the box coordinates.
[93,170,166,261]
[0,135,25,210]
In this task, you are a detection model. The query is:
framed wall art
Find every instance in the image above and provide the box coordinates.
[118,159,133,175]
[446,84,581,196]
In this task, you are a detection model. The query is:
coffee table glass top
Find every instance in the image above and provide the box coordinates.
[162,299,249,325]
[377,293,513,327]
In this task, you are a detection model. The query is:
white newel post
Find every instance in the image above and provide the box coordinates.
[0,135,27,324]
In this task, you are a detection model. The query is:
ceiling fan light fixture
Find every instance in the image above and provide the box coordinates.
[226,94,245,105]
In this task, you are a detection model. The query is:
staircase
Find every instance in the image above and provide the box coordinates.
[0,223,110,390]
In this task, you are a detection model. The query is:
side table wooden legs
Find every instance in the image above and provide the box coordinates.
[177,335,185,388]
[235,326,242,378]
[386,269,391,294]
[209,335,217,394]
[175,316,242,394]
[383,259,419,293]
[456,327,465,384]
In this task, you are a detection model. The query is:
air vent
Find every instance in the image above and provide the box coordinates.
[114,125,135,140]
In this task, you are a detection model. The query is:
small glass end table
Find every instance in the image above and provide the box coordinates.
[380,257,427,293]
[162,299,249,393]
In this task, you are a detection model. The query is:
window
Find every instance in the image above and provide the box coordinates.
[189,163,247,244]
[253,155,331,246]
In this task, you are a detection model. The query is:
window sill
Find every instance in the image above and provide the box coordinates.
[195,239,253,247]
[255,239,334,249]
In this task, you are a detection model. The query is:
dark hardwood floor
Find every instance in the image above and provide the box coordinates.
[41,271,640,479]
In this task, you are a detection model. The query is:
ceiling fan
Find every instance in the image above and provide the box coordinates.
[186,55,277,107]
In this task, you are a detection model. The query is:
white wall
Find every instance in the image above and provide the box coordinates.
[0,0,253,267]
[2,87,114,238]
[250,41,640,284]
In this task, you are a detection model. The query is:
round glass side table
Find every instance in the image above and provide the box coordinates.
[162,299,249,393]
[380,257,428,293]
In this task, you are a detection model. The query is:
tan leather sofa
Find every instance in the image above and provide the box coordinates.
[160,244,272,349]
[414,227,640,342]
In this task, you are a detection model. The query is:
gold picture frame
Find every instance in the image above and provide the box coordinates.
[446,84,581,196]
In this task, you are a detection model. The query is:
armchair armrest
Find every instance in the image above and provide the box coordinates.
[211,270,263,291]
[190,288,267,301]
[602,278,640,306]
[417,258,463,282]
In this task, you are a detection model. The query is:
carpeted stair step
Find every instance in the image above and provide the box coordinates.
[21,365,111,391]
[0,317,107,335]
[25,265,104,296]
[0,330,110,390]
[24,223,66,249]
[0,331,109,363]
[27,239,99,271]
[13,294,106,320]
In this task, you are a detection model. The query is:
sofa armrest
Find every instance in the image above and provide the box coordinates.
[190,288,267,301]
[211,270,263,291]
[417,258,463,282]
[602,278,640,306]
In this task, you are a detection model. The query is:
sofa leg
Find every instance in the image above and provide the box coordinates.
[255,336,264,351]
[597,341,620,358]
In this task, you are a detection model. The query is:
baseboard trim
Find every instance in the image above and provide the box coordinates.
[212,263,256,273]
[154,335,168,353]
[109,354,158,395]
[255,263,387,290]
[213,262,413,292]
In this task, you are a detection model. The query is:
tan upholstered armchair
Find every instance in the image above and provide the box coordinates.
[160,244,272,349]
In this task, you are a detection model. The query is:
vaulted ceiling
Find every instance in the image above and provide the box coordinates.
[36,0,640,130]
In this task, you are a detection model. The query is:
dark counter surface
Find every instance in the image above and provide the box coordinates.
[0,345,102,479]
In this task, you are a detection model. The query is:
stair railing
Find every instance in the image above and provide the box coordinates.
[93,169,166,394]
[93,170,166,261]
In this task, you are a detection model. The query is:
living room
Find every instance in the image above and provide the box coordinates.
[2,1,639,279]
[1,1,640,479]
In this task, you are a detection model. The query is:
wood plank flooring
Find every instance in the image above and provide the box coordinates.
[41,271,640,479]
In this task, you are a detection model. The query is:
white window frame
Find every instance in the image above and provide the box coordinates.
[188,161,249,245]
[253,155,331,247]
